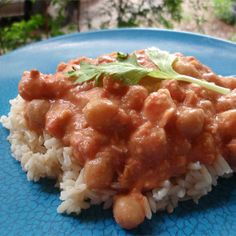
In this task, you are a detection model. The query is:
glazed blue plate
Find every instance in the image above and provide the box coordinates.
[0,28,236,236]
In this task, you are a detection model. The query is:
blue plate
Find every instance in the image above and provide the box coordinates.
[0,28,236,236]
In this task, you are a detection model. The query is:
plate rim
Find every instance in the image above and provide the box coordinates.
[1,28,236,59]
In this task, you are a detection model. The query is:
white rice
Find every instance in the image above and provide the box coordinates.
[0,95,234,220]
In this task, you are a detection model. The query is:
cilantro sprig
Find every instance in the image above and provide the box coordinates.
[66,48,230,95]
[146,48,230,95]
[67,54,152,85]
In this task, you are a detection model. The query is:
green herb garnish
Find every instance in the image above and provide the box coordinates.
[67,54,152,85]
[66,48,230,95]
[146,48,230,95]
[117,52,129,61]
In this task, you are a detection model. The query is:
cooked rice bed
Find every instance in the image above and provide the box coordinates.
[1,96,233,221]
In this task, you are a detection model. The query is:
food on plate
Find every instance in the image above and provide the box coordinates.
[1,47,236,229]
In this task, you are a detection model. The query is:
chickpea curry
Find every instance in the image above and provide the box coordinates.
[19,48,236,229]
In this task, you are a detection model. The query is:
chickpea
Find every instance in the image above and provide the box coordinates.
[222,76,236,90]
[57,62,67,72]
[121,85,148,110]
[129,122,167,161]
[198,100,215,115]
[19,70,73,100]
[25,99,50,132]
[143,89,176,126]
[227,139,236,169]
[113,193,146,229]
[30,69,40,79]
[216,95,235,112]
[173,57,202,78]
[71,128,108,165]
[103,76,128,95]
[45,101,72,138]
[192,132,216,165]
[217,109,236,138]
[83,99,118,131]
[84,152,114,189]
[227,139,236,157]
[161,80,185,102]
[207,75,236,90]
[176,107,205,139]
[19,70,44,100]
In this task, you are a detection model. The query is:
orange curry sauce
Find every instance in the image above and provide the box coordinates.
[19,50,236,229]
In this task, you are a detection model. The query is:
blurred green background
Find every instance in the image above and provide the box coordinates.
[0,0,236,55]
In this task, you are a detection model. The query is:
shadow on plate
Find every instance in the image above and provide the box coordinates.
[37,178,59,195]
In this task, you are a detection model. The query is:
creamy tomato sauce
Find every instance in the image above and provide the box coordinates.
[19,50,236,229]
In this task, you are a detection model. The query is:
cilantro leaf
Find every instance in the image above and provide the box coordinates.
[65,48,230,95]
[146,48,230,95]
[66,54,151,85]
